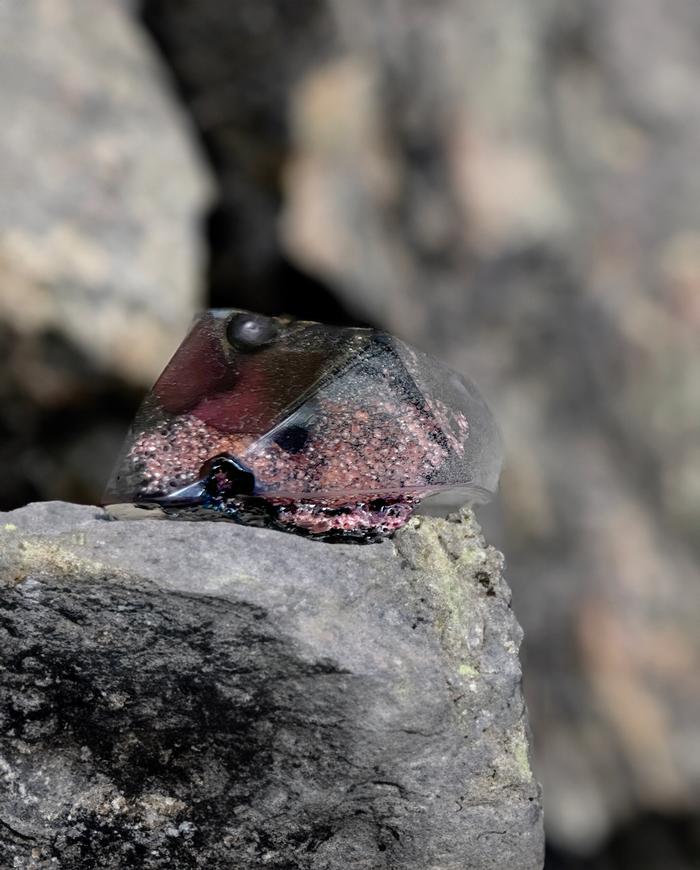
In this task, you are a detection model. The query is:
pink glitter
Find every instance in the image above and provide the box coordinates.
[105,310,502,541]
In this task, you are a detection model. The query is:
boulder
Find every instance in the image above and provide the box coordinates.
[0,502,542,869]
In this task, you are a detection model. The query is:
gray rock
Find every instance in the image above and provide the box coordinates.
[0,502,542,870]
[0,0,212,386]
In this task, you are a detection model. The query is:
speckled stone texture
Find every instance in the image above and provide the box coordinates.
[0,502,542,870]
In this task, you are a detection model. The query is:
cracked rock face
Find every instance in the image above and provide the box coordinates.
[0,502,542,869]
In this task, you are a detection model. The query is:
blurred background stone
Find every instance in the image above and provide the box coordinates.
[138,1,700,866]
[0,0,211,508]
[1,0,700,866]
[141,0,347,322]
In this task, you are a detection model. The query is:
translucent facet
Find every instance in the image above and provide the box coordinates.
[104,310,502,540]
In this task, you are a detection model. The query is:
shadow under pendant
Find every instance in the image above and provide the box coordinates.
[103,310,502,542]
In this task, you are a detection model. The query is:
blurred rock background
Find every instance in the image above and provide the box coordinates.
[1,1,699,867]
[0,0,211,508]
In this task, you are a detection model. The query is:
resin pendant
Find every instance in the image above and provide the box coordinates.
[104,310,502,542]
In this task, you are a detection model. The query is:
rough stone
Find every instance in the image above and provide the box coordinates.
[0,502,542,870]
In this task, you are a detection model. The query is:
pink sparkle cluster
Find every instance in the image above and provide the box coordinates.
[127,393,468,535]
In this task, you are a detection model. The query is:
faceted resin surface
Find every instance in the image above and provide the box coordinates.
[104,310,502,541]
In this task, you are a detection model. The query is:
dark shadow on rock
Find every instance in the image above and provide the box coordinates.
[0,573,408,868]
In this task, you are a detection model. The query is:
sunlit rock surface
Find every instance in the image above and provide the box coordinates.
[0,502,542,870]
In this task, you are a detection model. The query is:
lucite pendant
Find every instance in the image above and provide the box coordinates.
[104,310,502,542]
